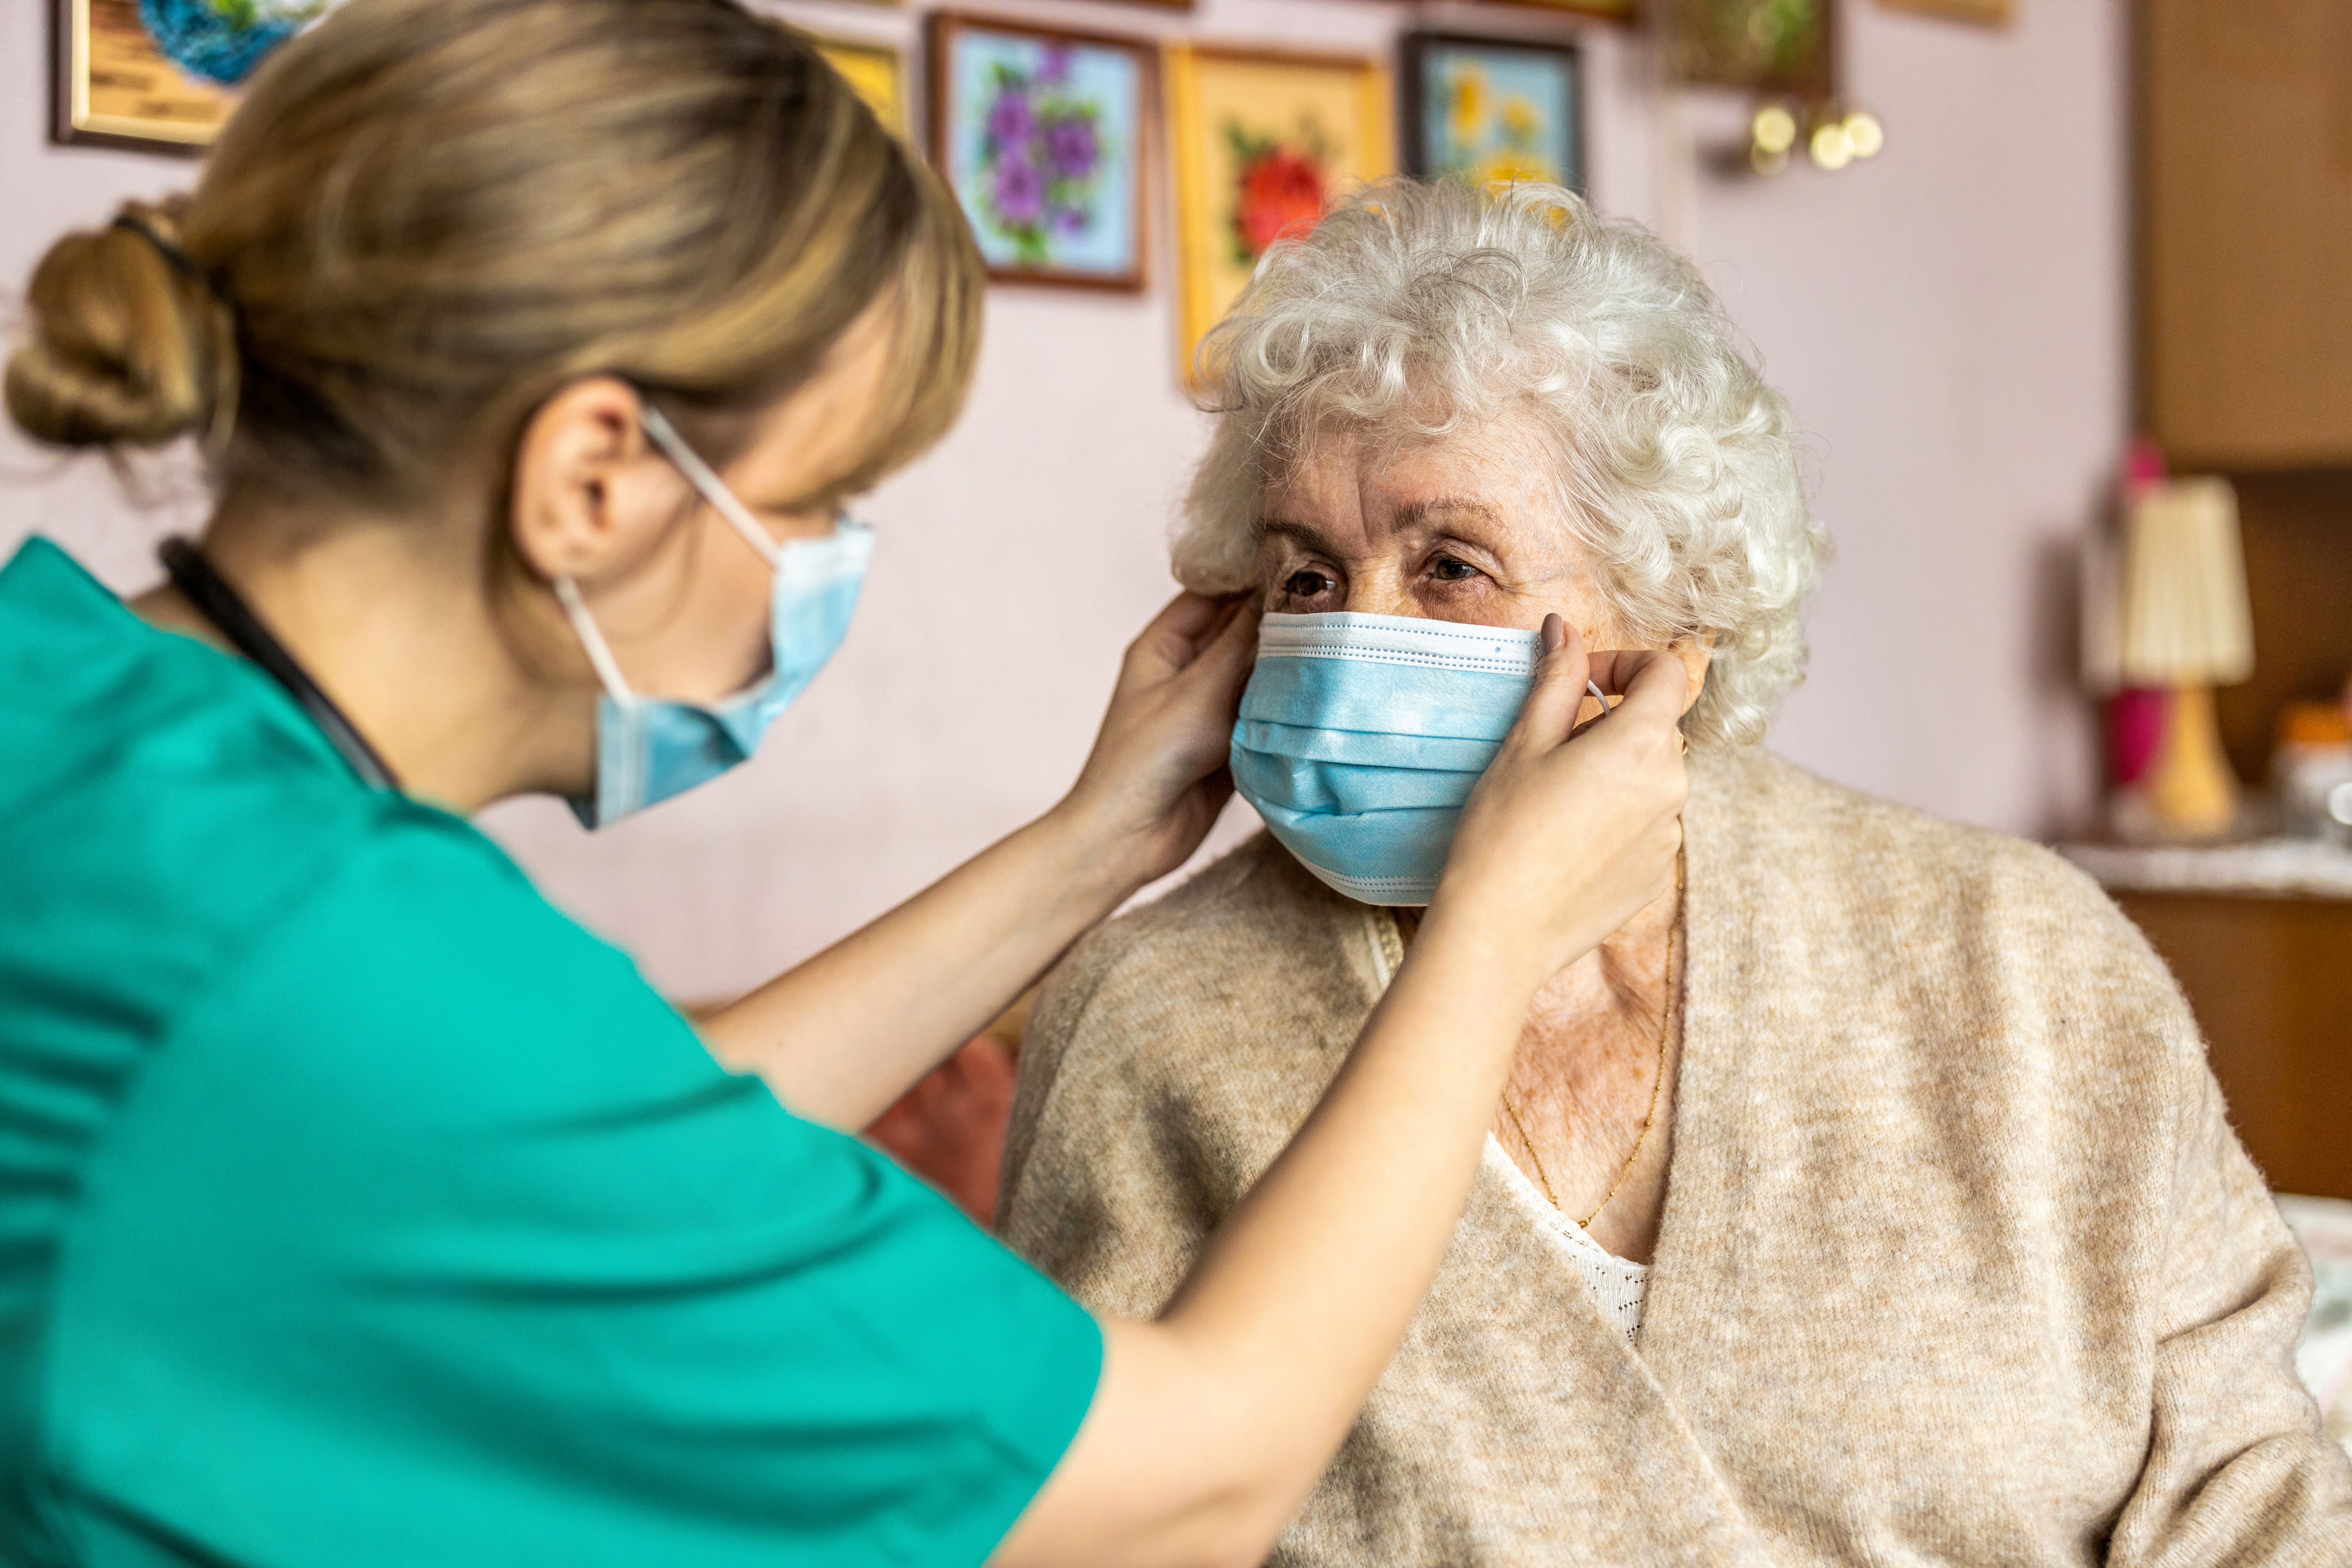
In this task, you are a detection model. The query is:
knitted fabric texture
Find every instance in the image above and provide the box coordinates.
[1000,748,2352,1567]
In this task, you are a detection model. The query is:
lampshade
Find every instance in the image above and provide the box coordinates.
[2119,476,2253,686]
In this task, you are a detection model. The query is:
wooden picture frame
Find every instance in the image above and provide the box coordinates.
[51,0,248,154]
[1665,0,1835,99]
[1877,0,2011,23]
[1473,0,1638,23]
[1165,43,1393,384]
[927,13,1156,292]
[1400,33,1584,194]
[813,34,909,138]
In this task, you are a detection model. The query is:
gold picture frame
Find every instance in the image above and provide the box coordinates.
[1165,43,1393,385]
[51,0,240,154]
[813,34,910,138]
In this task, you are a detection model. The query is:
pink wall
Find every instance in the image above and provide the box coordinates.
[0,0,2123,1001]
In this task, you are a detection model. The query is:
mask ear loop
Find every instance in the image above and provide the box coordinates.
[553,576,640,706]
[1580,679,1688,752]
[639,402,786,570]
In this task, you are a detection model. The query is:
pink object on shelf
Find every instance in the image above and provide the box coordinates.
[2109,686,2167,786]
[2122,436,2168,499]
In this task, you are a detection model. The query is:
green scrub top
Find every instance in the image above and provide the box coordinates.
[0,537,1102,1567]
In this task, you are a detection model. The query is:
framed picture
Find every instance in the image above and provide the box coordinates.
[1401,34,1582,194]
[1665,0,1834,98]
[927,14,1154,291]
[1877,0,2010,23]
[1166,44,1393,382]
[813,35,908,138]
[50,0,318,153]
[1477,0,1636,21]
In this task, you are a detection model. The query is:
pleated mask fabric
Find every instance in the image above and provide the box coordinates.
[1230,612,1542,906]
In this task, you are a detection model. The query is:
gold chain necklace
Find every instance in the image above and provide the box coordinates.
[1499,848,1685,1231]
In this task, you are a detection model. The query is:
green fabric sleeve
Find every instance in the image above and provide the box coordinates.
[47,818,1102,1568]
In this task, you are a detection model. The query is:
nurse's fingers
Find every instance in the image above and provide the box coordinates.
[1581,646,1683,702]
[1128,590,1249,678]
[1508,613,1594,751]
[1585,650,1691,731]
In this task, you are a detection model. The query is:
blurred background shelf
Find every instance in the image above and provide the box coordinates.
[2126,0,2352,1203]
[2063,841,2352,1200]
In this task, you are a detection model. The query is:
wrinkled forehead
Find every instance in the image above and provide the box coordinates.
[1254,397,1569,522]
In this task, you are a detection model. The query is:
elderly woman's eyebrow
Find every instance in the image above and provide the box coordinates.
[1255,517,1334,550]
[1394,497,1506,531]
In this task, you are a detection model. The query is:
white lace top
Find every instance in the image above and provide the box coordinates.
[1487,1137,1649,1343]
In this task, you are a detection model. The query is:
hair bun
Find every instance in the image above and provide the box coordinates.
[5,199,237,452]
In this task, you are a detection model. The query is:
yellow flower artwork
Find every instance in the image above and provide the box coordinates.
[1405,35,1581,194]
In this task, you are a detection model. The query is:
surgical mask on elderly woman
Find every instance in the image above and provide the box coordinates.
[555,404,873,829]
[1230,611,1609,906]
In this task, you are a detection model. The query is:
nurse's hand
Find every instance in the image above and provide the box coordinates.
[705,591,1253,1130]
[1054,592,1258,890]
[1433,616,1689,987]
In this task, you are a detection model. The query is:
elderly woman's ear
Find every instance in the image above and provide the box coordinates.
[1669,638,1713,717]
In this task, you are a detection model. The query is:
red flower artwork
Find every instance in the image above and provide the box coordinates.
[1225,117,1336,265]
[1236,148,1327,256]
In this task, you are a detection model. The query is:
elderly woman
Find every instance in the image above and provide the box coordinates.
[998,181,2352,1565]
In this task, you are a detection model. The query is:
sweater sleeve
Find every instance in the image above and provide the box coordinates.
[995,927,1219,1321]
[2107,1053,2352,1565]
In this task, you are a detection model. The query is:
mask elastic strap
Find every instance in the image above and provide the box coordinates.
[1586,680,1610,713]
[639,402,785,570]
[553,576,639,706]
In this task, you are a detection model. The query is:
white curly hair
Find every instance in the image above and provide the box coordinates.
[1175,179,1829,749]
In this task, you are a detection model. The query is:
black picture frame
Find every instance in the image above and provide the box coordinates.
[1399,32,1585,196]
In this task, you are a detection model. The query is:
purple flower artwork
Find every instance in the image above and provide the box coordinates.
[934,20,1146,285]
[974,63,1106,263]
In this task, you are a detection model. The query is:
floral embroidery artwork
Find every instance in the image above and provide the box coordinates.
[1166,47,1391,384]
[935,21,1148,287]
[1226,120,1333,267]
[977,50,1107,262]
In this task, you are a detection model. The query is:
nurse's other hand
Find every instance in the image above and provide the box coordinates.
[1057,592,1257,890]
[1430,616,1688,989]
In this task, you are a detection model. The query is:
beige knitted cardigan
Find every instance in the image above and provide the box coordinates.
[1000,748,2352,1566]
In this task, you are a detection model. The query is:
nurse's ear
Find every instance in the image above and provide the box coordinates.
[507,377,691,585]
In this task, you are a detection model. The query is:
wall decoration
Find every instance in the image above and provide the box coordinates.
[928,15,1153,290]
[1400,34,1582,194]
[52,0,337,152]
[1665,0,1834,98]
[1166,44,1393,382]
[1877,0,2009,22]
[1479,0,1636,21]
[814,35,908,137]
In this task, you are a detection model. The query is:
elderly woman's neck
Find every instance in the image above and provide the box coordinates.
[1392,877,1680,992]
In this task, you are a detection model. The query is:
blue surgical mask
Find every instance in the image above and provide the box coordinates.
[1230,611,1605,906]
[556,404,872,828]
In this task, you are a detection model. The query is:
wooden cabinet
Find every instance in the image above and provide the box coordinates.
[2116,891,2352,1199]
[2139,0,2352,467]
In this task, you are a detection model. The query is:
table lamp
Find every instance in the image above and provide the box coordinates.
[2118,476,2254,840]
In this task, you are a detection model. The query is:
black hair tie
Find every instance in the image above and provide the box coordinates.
[111,215,230,307]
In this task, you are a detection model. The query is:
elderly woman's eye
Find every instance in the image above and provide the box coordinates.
[1429,555,1481,583]
[1282,568,1335,599]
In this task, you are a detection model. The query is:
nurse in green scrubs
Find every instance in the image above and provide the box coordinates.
[0,1,1688,1563]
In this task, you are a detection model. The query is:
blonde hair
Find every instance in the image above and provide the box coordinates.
[6,0,981,511]
[1179,180,1828,750]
